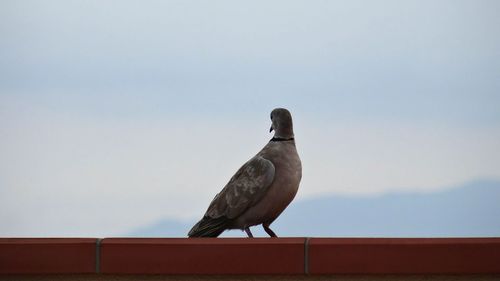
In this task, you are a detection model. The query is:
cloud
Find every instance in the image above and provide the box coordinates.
[2,1,500,126]
[1,99,500,236]
[1,0,499,236]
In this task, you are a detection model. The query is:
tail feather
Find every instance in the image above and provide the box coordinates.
[188,216,231,237]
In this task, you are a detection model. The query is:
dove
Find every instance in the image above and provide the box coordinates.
[188,108,302,238]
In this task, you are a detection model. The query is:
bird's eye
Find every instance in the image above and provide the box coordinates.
[270,114,273,120]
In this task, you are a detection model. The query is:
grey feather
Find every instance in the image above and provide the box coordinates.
[207,156,275,219]
[188,108,302,238]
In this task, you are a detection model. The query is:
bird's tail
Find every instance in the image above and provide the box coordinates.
[188,216,231,237]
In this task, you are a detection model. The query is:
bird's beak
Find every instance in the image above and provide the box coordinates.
[269,125,274,133]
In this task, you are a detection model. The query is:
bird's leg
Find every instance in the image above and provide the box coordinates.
[244,227,254,238]
[263,224,278,237]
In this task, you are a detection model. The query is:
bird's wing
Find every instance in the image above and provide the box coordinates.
[205,156,275,219]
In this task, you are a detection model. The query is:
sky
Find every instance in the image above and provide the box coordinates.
[1,0,499,237]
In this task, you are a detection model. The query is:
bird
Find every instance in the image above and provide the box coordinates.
[188,108,302,238]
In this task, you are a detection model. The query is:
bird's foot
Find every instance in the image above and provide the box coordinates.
[263,224,278,237]
[244,227,254,238]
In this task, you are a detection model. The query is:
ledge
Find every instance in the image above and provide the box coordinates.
[0,238,96,274]
[309,238,500,274]
[101,238,305,274]
[1,238,499,275]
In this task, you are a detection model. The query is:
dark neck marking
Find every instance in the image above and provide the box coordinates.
[270,137,294,142]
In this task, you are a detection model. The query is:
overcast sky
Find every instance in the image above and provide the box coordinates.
[1,0,499,236]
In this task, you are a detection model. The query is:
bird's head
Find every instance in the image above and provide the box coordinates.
[269,108,294,139]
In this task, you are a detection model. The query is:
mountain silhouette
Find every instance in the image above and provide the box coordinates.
[127,179,500,237]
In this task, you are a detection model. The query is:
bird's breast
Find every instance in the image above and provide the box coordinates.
[234,142,301,227]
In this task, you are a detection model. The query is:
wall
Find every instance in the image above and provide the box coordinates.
[1,238,499,280]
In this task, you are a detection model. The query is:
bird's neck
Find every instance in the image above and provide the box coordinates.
[270,136,295,142]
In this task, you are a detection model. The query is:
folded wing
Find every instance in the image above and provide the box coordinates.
[188,156,275,237]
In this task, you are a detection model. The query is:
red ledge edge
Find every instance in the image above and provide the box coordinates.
[309,238,500,274]
[1,238,500,275]
[0,238,97,274]
[101,238,305,274]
